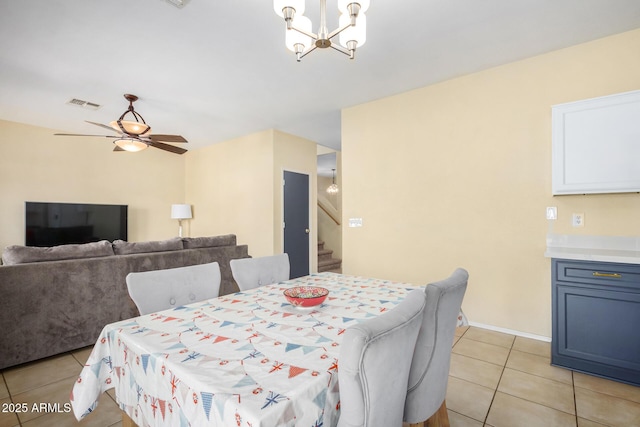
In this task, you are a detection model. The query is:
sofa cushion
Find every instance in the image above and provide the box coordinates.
[182,234,237,249]
[1,240,114,265]
[113,237,183,255]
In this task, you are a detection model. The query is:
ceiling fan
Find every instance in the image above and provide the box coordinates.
[55,94,188,155]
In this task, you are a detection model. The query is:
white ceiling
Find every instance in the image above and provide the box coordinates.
[1,0,640,153]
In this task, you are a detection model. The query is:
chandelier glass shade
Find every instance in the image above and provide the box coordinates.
[339,11,366,48]
[286,16,313,53]
[114,138,148,152]
[327,183,339,194]
[274,0,369,61]
[110,120,150,136]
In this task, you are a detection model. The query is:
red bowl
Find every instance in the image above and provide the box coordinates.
[283,286,329,308]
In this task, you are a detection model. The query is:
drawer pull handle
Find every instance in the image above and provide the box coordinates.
[592,272,622,279]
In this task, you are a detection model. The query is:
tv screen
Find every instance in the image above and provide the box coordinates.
[25,202,128,247]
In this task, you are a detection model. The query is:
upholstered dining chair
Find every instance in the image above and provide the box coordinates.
[404,268,469,427]
[126,262,221,315]
[337,289,426,427]
[230,253,290,291]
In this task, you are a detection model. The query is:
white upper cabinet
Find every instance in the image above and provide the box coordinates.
[552,90,640,195]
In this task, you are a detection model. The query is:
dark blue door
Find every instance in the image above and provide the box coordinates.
[284,170,310,278]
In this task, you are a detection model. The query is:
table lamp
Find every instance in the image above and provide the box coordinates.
[171,204,192,237]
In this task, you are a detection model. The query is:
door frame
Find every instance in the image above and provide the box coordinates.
[281,168,314,274]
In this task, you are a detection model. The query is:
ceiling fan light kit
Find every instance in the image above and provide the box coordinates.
[109,94,151,136]
[274,0,369,62]
[110,120,150,136]
[114,138,148,152]
[54,93,188,155]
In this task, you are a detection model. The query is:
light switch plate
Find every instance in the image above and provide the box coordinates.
[348,218,363,227]
[546,207,557,220]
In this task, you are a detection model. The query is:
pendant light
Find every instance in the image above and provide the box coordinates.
[327,169,339,194]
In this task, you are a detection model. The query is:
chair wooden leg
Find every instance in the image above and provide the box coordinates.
[409,423,424,427]
[425,400,450,427]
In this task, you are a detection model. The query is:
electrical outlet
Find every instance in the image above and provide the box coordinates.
[546,207,557,220]
[572,213,584,227]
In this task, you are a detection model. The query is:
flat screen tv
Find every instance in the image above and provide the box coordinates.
[25,202,128,247]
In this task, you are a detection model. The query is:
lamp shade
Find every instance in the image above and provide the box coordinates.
[171,204,192,220]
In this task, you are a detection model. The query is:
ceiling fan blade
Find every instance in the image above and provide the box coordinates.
[54,133,119,139]
[150,141,188,155]
[148,134,188,143]
[85,121,120,133]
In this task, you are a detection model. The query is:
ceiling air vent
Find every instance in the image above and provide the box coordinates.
[66,98,102,110]
[164,0,190,8]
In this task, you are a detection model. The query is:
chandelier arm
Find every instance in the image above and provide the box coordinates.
[131,110,147,124]
[329,43,353,57]
[299,44,319,60]
[327,21,353,40]
[117,109,147,125]
[291,24,318,41]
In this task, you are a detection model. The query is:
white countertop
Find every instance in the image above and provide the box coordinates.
[545,234,640,265]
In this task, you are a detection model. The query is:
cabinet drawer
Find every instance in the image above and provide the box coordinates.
[554,259,640,289]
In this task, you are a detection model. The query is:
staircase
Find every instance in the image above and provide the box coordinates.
[318,240,342,273]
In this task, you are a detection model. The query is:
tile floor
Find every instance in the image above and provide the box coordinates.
[1,326,639,426]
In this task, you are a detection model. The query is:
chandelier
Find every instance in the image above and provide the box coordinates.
[274,0,369,62]
[327,169,339,194]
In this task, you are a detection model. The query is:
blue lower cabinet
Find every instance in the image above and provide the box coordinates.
[552,259,640,386]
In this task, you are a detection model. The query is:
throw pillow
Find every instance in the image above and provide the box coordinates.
[2,240,114,265]
[182,234,236,249]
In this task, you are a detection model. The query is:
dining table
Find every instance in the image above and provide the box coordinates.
[70,271,465,426]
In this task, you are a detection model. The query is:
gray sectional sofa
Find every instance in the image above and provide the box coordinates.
[0,235,249,369]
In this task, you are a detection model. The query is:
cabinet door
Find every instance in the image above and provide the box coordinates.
[552,90,640,195]
[553,283,640,385]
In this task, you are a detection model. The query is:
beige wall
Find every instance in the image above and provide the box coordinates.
[341,29,640,338]
[185,129,318,269]
[0,119,186,250]
[185,130,274,257]
[0,121,318,271]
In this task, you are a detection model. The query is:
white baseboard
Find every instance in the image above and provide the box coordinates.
[468,321,551,343]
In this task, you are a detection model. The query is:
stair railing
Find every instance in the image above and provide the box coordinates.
[317,196,340,225]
